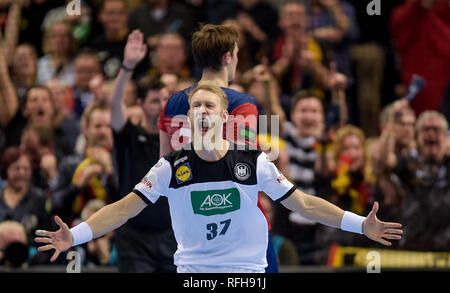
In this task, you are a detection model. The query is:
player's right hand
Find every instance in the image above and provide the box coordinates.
[35,215,73,262]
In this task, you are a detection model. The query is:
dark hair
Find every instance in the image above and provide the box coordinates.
[74,48,101,73]
[290,89,323,112]
[0,147,29,179]
[21,125,56,149]
[75,47,100,60]
[191,24,239,71]
[136,76,165,101]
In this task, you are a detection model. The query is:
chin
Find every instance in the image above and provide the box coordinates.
[350,164,363,172]
[422,148,440,160]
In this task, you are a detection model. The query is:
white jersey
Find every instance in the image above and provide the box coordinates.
[134,142,295,272]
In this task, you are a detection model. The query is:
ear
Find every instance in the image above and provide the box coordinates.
[222,51,232,66]
[187,109,193,129]
[222,109,229,123]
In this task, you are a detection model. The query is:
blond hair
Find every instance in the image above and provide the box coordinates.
[188,81,229,111]
[332,125,375,184]
[42,21,77,56]
[0,221,27,242]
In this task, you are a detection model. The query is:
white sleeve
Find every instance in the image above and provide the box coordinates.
[133,158,171,204]
[256,152,296,202]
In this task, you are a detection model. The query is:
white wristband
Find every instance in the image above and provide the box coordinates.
[70,222,93,246]
[341,211,366,234]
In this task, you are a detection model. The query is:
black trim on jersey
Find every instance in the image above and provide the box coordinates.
[133,189,152,205]
[164,142,262,189]
[274,185,297,203]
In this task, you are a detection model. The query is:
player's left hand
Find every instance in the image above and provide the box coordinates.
[362,202,403,246]
[35,216,73,262]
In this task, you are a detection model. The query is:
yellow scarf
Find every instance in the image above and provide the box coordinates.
[71,155,107,215]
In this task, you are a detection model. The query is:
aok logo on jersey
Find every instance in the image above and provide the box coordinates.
[191,188,240,216]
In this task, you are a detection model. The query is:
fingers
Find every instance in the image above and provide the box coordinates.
[35,229,47,237]
[54,215,64,227]
[37,244,55,252]
[377,238,392,246]
[128,29,144,45]
[381,227,402,242]
[35,237,53,244]
[384,222,402,229]
[54,215,69,232]
[50,250,60,262]
[36,230,56,238]
[371,201,379,215]
[37,244,61,262]
[133,30,144,43]
[382,234,402,240]
[384,228,403,235]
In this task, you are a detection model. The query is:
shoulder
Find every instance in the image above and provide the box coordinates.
[222,88,257,108]
[228,143,263,166]
[37,55,51,66]
[162,147,192,168]
[163,87,193,117]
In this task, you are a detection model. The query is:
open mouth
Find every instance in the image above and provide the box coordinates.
[198,119,211,134]
[36,108,46,118]
[424,140,438,147]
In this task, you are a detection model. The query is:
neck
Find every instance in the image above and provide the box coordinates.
[4,184,28,207]
[423,154,444,165]
[199,69,229,88]
[52,54,69,67]
[28,119,53,129]
[14,72,36,88]
[145,115,159,134]
[195,139,229,162]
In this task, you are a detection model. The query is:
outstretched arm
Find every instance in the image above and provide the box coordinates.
[35,192,147,261]
[281,190,403,246]
[111,29,147,131]
[86,192,146,237]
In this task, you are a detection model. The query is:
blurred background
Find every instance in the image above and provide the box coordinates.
[0,0,449,272]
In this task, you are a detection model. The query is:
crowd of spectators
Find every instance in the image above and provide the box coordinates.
[0,0,449,268]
